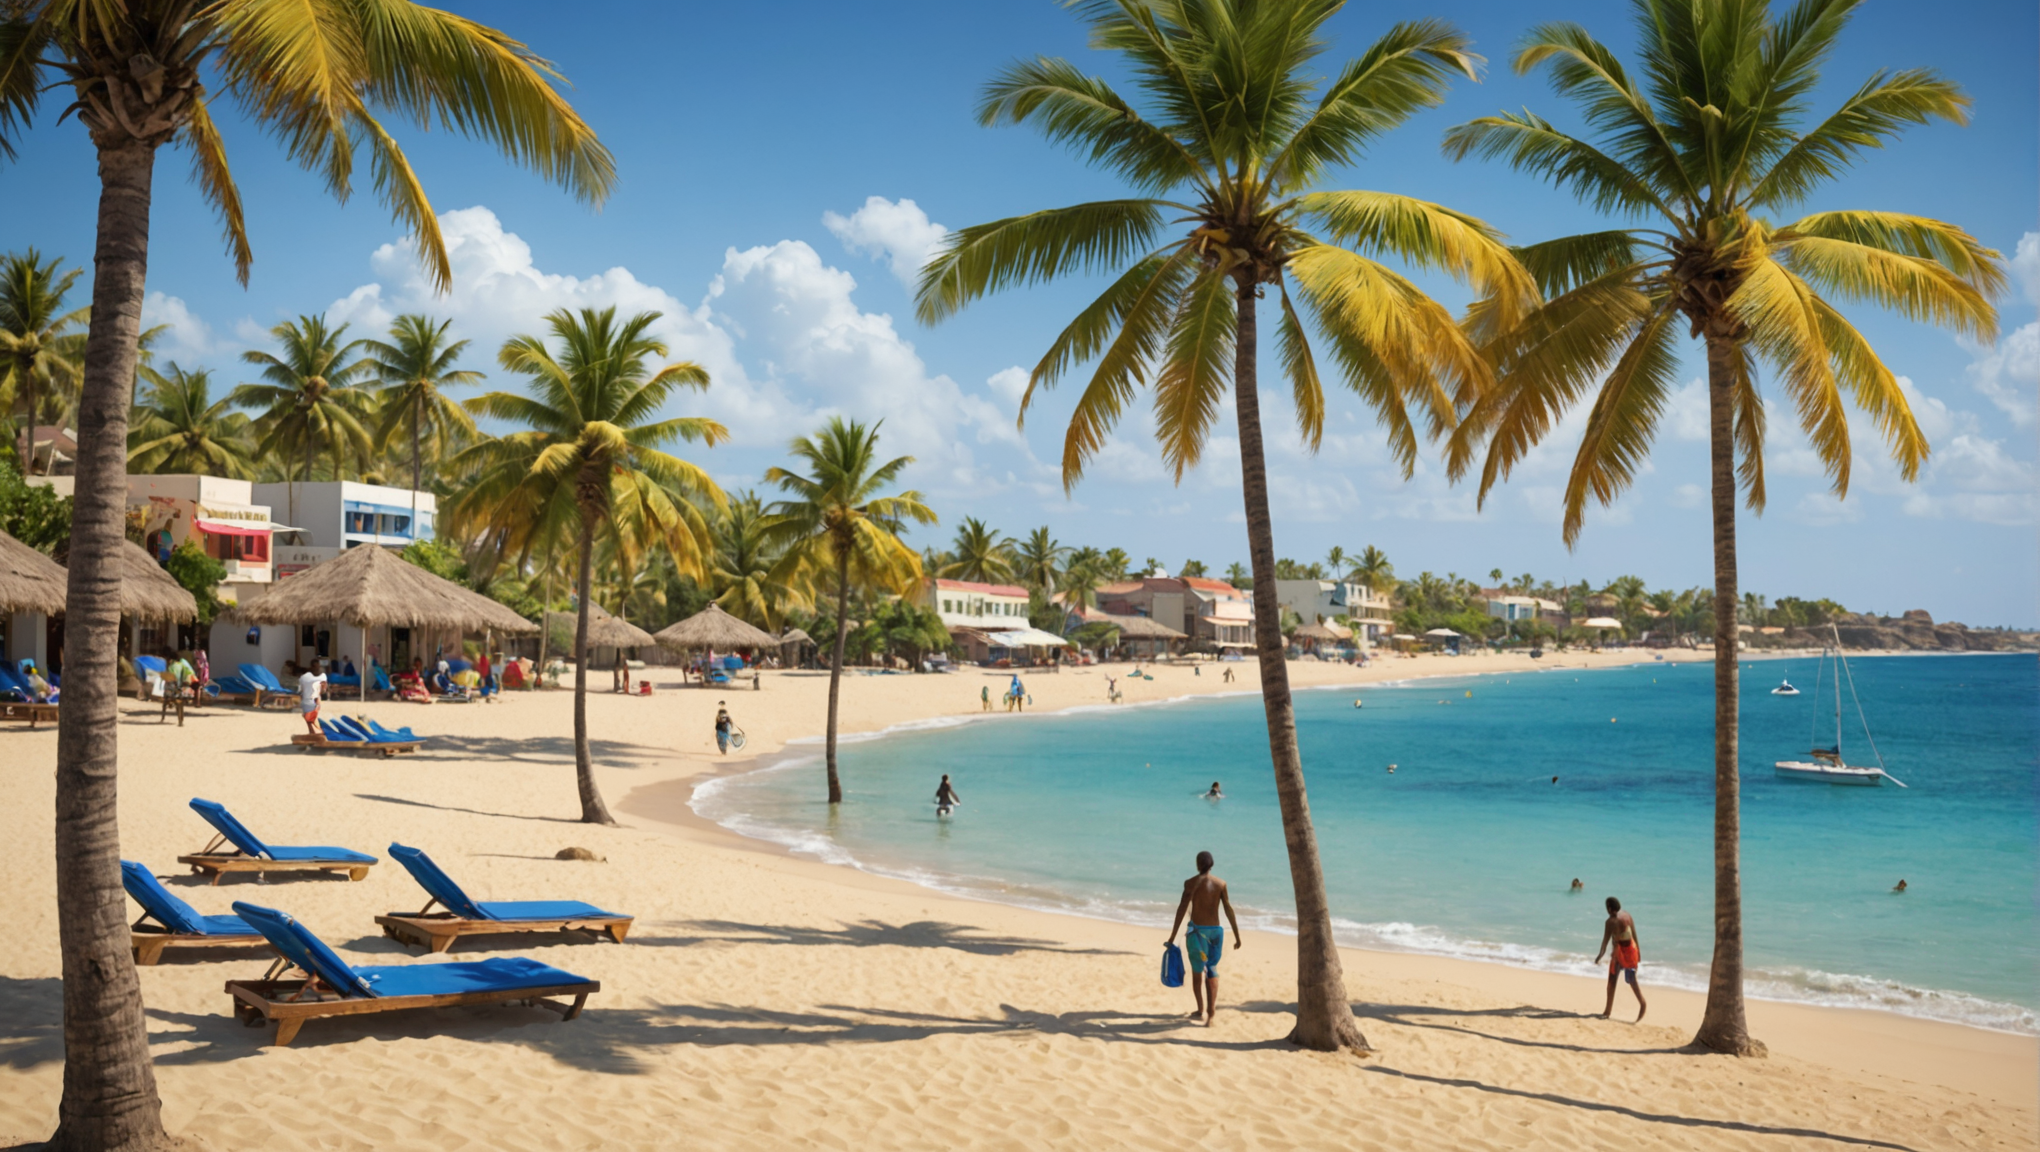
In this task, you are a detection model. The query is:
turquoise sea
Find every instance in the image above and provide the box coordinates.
[694,654,2038,1033]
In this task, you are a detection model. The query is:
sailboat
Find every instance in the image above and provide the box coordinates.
[1770,679,1800,696]
[1774,625,1906,787]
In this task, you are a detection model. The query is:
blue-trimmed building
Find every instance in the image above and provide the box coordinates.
[252,480,437,554]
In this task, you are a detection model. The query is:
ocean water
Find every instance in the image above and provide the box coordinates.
[694,654,2039,1034]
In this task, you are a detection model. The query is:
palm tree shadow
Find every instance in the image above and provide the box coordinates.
[636,919,1129,957]
[0,976,61,1071]
[1354,1002,1688,1056]
[352,793,581,825]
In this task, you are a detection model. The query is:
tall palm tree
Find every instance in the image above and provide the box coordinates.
[764,418,933,804]
[1353,545,1394,595]
[1443,0,2000,1055]
[0,4,609,1141]
[939,516,1016,584]
[1101,546,1132,581]
[127,363,255,477]
[1223,560,1251,588]
[1012,526,1064,594]
[233,314,375,524]
[364,313,481,531]
[0,249,86,475]
[711,490,803,630]
[454,307,723,825]
[1058,545,1107,611]
[914,0,1529,1052]
[1324,545,1347,579]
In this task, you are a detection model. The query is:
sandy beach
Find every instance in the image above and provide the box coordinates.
[1,650,2031,1150]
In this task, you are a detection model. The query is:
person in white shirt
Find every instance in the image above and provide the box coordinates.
[297,659,327,736]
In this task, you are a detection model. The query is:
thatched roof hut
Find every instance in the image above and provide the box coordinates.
[1294,620,1347,642]
[545,602,656,649]
[0,531,66,616]
[654,603,781,650]
[777,626,814,647]
[230,542,535,633]
[112,540,198,621]
[1104,613,1185,640]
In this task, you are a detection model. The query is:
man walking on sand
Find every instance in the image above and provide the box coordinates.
[1594,895,1648,1021]
[297,658,326,737]
[1166,850,1242,1026]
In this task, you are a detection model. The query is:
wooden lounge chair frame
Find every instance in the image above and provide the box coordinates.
[0,702,58,728]
[130,917,273,966]
[225,959,595,1047]
[290,732,423,757]
[178,833,373,885]
[374,899,634,954]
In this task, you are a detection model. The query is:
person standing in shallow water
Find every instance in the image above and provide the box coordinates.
[1166,850,1242,1027]
[1594,896,1648,1021]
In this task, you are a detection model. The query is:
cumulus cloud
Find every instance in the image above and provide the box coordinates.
[822,197,949,286]
[141,292,221,362]
[1961,231,2039,426]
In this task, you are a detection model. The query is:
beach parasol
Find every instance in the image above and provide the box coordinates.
[111,540,198,622]
[1582,617,1622,629]
[654,603,782,651]
[1294,620,1346,642]
[545,602,656,649]
[777,626,814,647]
[232,542,535,700]
[1421,627,1462,639]
[0,530,67,616]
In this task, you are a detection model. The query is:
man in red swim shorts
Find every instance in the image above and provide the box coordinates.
[1595,895,1648,1022]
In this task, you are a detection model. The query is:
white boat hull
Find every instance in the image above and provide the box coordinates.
[1774,760,1885,786]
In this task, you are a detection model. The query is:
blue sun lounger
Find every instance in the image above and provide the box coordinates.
[360,717,421,743]
[177,798,378,885]
[292,716,421,756]
[374,843,633,953]
[122,860,270,965]
[225,902,598,1046]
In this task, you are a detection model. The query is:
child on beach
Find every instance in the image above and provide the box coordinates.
[297,658,326,736]
[1594,896,1648,1021]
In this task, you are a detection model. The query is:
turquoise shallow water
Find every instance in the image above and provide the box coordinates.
[695,654,2039,1033]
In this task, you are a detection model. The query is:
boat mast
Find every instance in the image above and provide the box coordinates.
[1832,626,1844,757]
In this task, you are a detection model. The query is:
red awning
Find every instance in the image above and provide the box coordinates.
[194,519,267,538]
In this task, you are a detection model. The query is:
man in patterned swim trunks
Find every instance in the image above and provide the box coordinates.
[1166,850,1243,1026]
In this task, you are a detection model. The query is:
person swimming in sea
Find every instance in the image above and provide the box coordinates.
[934,774,960,815]
[1893,878,1907,892]
[1570,878,1584,892]
[1204,781,1223,799]
[1594,896,1648,1022]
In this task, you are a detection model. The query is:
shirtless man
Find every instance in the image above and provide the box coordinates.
[1594,896,1648,1021]
[1166,850,1242,1026]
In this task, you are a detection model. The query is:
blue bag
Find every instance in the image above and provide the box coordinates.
[1161,942,1185,988]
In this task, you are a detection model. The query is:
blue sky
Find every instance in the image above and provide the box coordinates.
[4,1,2034,623]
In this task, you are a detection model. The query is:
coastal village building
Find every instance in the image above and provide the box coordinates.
[252,481,439,577]
[1097,575,1253,650]
[922,577,1066,664]
[33,474,285,602]
[1274,579,1393,648]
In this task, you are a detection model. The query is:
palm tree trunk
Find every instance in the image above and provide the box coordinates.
[23,373,35,476]
[1693,332,1763,1056]
[52,136,177,1150]
[1231,277,1369,1052]
[572,513,615,825]
[410,394,421,537]
[823,546,850,804]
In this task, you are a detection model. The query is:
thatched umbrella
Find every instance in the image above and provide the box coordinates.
[0,530,66,617]
[778,625,814,647]
[113,540,198,623]
[655,603,781,654]
[1294,620,1345,644]
[545,602,656,649]
[231,543,535,700]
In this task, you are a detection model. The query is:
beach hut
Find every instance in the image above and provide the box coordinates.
[545,603,656,686]
[111,540,199,658]
[1102,613,1185,661]
[1292,619,1347,655]
[1420,626,1463,654]
[230,542,536,701]
[654,604,782,684]
[777,626,816,669]
[1582,616,1623,647]
[0,530,66,672]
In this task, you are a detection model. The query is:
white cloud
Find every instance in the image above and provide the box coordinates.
[1666,378,1709,441]
[1959,231,2039,426]
[822,196,949,286]
[986,366,1029,405]
[141,292,220,362]
[1671,483,1705,508]
[1791,491,1863,525]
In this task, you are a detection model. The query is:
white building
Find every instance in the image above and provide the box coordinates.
[1276,579,1393,647]
[1481,592,1564,624]
[924,577,1032,629]
[35,474,284,599]
[252,480,437,553]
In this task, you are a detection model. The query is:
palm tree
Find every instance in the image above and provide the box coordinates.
[233,314,375,524]
[1443,0,2000,1055]
[365,314,481,531]
[915,0,1528,1053]
[711,491,803,630]
[1223,560,1251,588]
[1353,545,1394,594]
[1101,547,1132,581]
[939,516,1016,584]
[1012,526,1065,594]
[0,249,86,475]
[0,2,610,1141]
[764,418,933,804]
[456,307,724,824]
[1059,546,1107,611]
[1325,545,1347,578]
[1179,559,1209,578]
[127,363,255,477]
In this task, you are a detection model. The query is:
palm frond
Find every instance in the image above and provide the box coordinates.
[1560,297,1682,546]
[915,199,1169,323]
[1272,18,1478,185]
[1751,68,1971,206]
[1151,265,1235,481]
[179,95,255,284]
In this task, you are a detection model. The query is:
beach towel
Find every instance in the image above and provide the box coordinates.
[1161,942,1185,988]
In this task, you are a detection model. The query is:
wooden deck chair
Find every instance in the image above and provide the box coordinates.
[177,798,377,884]
[225,901,598,1046]
[375,843,633,953]
[122,861,272,965]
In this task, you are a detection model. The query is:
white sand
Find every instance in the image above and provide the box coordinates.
[0,650,2031,1150]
